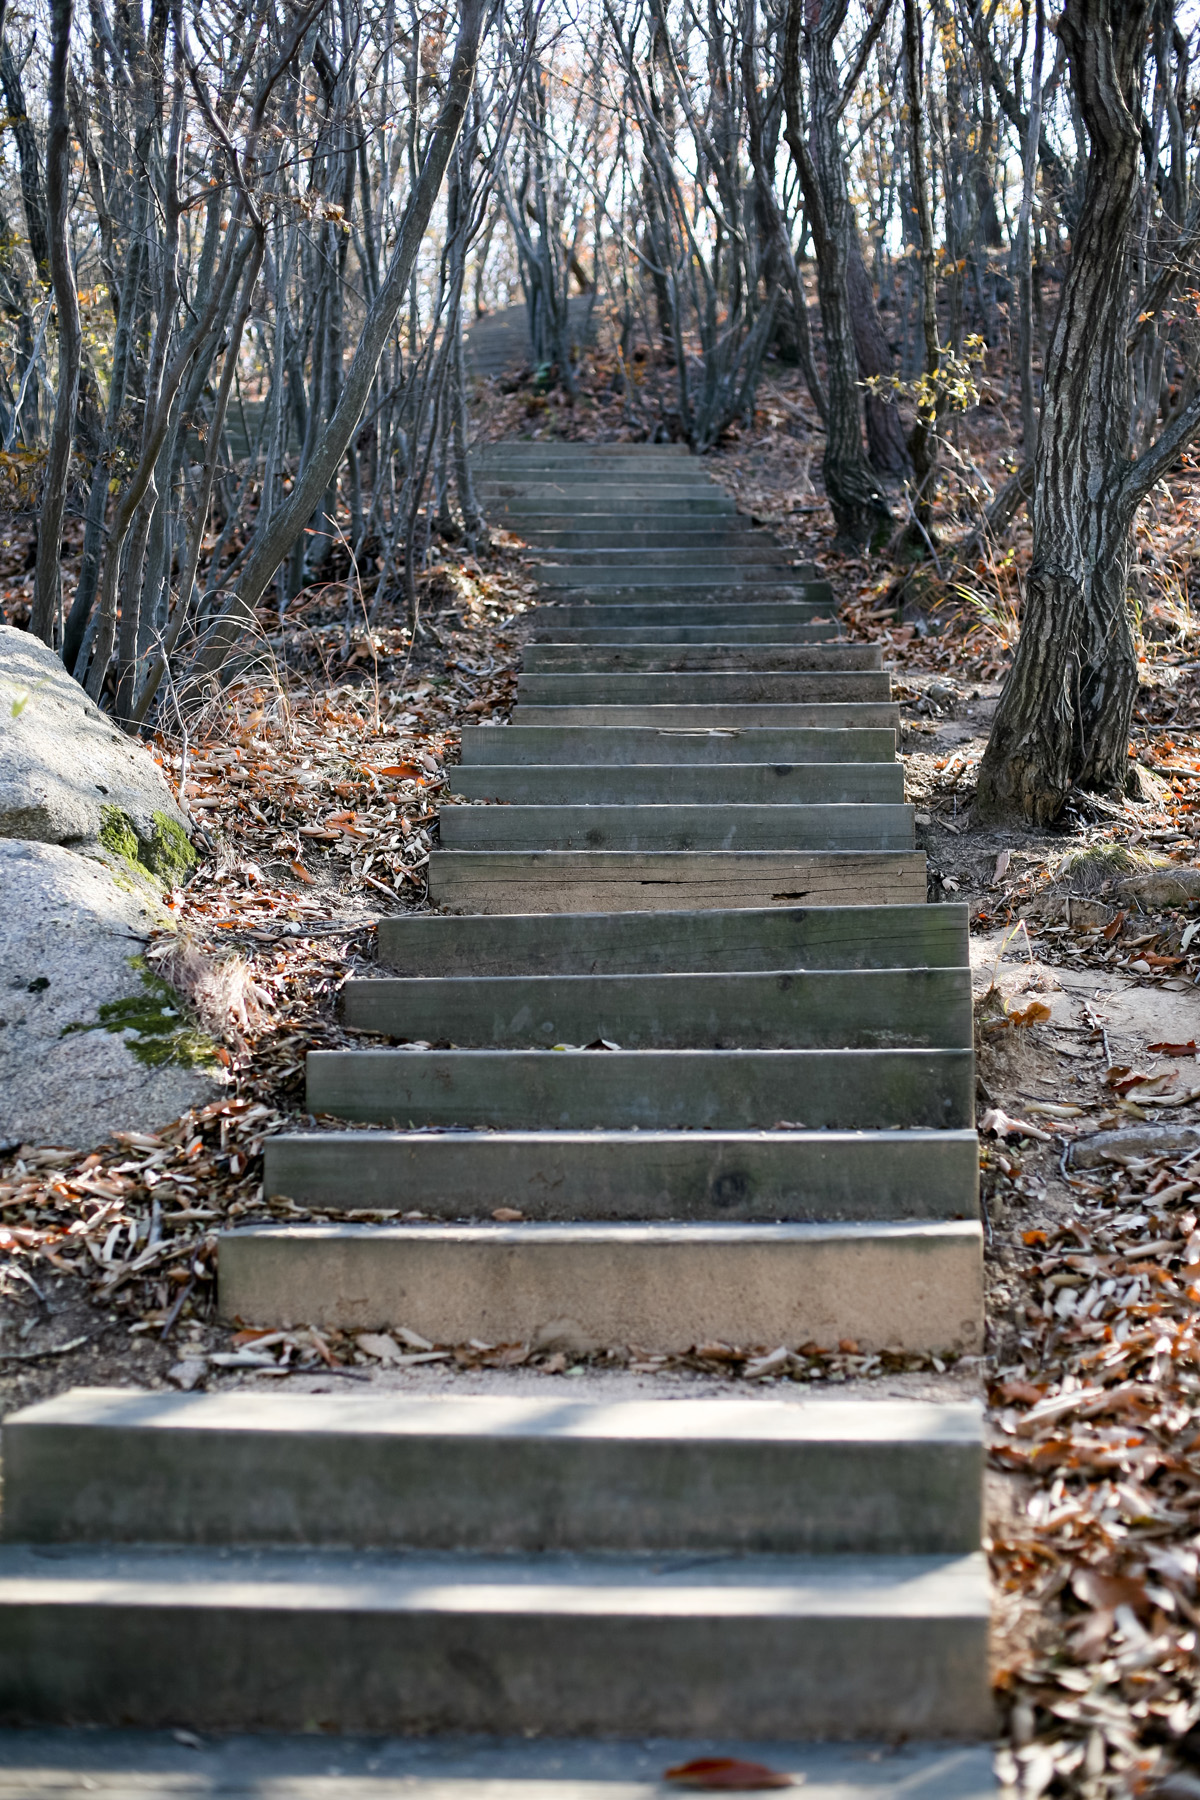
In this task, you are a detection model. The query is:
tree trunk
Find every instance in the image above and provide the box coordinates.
[976,0,1191,825]
[782,0,889,547]
[30,0,82,647]
[845,231,908,475]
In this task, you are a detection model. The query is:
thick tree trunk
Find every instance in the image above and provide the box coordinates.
[845,232,908,476]
[976,0,1161,824]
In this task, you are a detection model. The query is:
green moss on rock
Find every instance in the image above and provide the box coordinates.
[63,959,220,1071]
[97,803,196,887]
[98,804,142,866]
[146,811,197,881]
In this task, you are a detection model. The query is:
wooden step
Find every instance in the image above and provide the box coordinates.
[430,848,926,911]
[264,1127,980,1223]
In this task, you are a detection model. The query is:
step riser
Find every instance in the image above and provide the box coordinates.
[439,805,915,854]
[264,1130,980,1223]
[341,967,971,1050]
[532,625,838,644]
[544,595,834,621]
[522,648,878,673]
[517,674,890,704]
[218,1222,985,1356]
[430,850,927,912]
[525,543,793,561]
[511,705,900,729]
[496,509,740,524]
[4,1396,983,1555]
[538,556,807,573]
[516,531,767,547]
[452,767,904,805]
[305,1048,973,1131]
[376,903,970,975]
[459,728,897,766]
[537,571,816,588]
[496,501,738,515]
[0,1578,992,1738]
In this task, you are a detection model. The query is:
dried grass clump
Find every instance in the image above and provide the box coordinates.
[147,935,272,1051]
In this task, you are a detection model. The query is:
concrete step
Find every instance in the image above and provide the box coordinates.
[491,495,738,515]
[541,597,834,624]
[536,568,817,589]
[532,623,840,644]
[521,535,788,557]
[537,550,804,569]
[0,1539,992,1737]
[376,902,970,975]
[516,674,889,706]
[509,704,900,729]
[439,803,914,854]
[218,1219,984,1356]
[305,1046,971,1131]
[514,522,761,539]
[473,444,693,458]
[342,965,970,1050]
[497,508,741,526]
[430,849,926,911]
[451,764,903,805]
[536,586,827,608]
[0,1727,1002,1796]
[481,481,720,499]
[524,647,876,675]
[263,1126,980,1223]
[4,1389,984,1555]
[459,726,897,765]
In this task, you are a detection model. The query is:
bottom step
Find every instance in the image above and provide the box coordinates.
[0,1729,1000,1799]
[0,1544,992,1738]
[217,1220,984,1354]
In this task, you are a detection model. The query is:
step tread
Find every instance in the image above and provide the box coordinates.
[11,1388,984,1447]
[0,1541,990,1627]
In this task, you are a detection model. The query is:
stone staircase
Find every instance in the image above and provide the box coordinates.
[0,443,991,1760]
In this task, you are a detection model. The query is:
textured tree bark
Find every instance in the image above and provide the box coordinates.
[782,0,889,547]
[976,0,1200,825]
[29,0,81,647]
[845,232,908,476]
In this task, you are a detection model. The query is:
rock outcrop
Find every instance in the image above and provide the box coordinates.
[0,626,221,1148]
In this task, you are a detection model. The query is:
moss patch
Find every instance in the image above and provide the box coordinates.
[146,811,197,882]
[98,804,197,887]
[98,804,142,867]
[63,959,220,1071]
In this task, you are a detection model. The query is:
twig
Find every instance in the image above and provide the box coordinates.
[0,1332,92,1363]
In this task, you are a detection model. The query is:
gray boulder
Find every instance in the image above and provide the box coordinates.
[0,623,195,879]
[0,628,221,1149]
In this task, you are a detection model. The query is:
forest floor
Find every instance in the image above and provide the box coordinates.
[3,343,1200,1795]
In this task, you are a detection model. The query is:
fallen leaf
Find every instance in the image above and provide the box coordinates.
[289,860,316,885]
[1007,1000,1052,1027]
[1148,1041,1199,1056]
[664,1761,795,1791]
